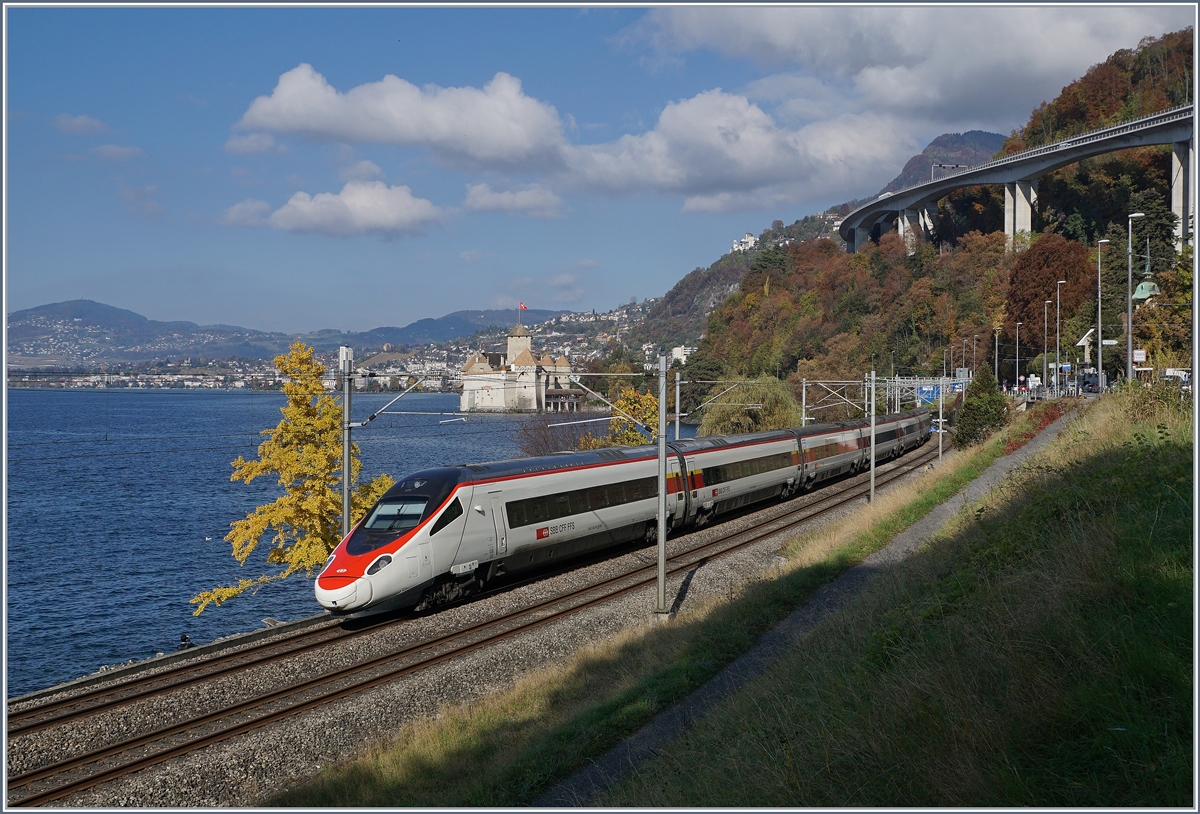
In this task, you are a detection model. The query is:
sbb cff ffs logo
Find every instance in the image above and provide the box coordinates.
[536,521,575,540]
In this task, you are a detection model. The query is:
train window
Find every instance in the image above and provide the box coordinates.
[362,498,428,532]
[506,475,659,528]
[703,450,794,483]
[587,486,609,510]
[430,498,464,536]
[528,498,551,524]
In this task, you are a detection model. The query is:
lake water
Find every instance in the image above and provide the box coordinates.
[5,389,534,698]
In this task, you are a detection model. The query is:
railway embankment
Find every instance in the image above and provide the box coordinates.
[264,392,1191,808]
[592,388,1192,806]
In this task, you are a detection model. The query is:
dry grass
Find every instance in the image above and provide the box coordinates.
[273,399,1123,807]
[603,394,1192,806]
[783,449,975,568]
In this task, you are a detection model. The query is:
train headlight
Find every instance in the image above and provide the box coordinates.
[320,553,336,574]
[366,555,392,576]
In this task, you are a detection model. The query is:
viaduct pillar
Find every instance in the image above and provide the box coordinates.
[897,208,919,254]
[1004,180,1037,247]
[853,224,870,252]
[1171,140,1192,250]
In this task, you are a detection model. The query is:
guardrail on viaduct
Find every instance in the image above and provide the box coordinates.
[838,104,1194,252]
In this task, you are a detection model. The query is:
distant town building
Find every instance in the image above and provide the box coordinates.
[731,232,758,253]
[459,323,584,412]
[671,346,698,364]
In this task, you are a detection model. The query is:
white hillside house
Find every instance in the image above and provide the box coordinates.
[731,232,758,253]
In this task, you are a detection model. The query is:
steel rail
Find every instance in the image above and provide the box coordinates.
[9,444,938,807]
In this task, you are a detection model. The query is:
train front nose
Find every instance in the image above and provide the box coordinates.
[315,575,373,612]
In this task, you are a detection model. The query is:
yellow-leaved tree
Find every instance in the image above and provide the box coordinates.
[191,343,394,614]
[578,387,658,448]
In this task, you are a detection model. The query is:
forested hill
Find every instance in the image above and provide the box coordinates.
[879,131,1007,194]
[628,131,1004,351]
[1001,28,1193,153]
[934,27,1192,247]
[685,27,1192,392]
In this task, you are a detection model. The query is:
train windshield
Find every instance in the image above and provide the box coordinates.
[347,497,429,556]
[362,498,428,532]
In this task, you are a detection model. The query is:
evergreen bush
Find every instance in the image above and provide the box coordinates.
[954,365,1009,446]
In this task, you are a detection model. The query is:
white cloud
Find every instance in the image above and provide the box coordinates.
[545,272,585,305]
[90,144,142,161]
[221,198,271,226]
[119,185,163,217]
[235,63,567,169]
[339,160,385,182]
[225,133,280,154]
[265,181,444,237]
[464,183,563,218]
[562,91,914,211]
[55,114,107,134]
[631,7,1193,127]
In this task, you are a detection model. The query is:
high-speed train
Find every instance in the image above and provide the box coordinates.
[315,407,931,614]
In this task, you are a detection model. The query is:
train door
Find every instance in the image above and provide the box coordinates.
[490,494,507,555]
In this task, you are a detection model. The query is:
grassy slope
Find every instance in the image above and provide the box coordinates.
[272,395,1189,807]
[603,390,1192,806]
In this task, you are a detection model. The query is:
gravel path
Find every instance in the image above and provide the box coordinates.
[535,409,1079,807]
[9,451,930,808]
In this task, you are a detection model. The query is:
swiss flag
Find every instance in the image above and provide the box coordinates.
[536,527,549,540]
[519,301,528,310]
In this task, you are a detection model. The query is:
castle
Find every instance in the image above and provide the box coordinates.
[459,323,584,413]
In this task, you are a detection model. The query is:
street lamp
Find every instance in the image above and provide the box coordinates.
[1055,280,1066,395]
[994,327,1001,382]
[1015,322,1022,393]
[1127,213,1145,383]
[1097,239,1110,390]
[1044,299,1051,394]
[962,337,967,377]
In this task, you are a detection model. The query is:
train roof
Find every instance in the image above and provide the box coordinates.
[427,407,932,486]
[450,444,659,483]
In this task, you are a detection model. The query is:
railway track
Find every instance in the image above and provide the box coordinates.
[7,444,940,807]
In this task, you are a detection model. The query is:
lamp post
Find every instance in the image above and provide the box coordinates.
[1097,239,1110,390]
[1043,299,1051,394]
[1015,322,1022,393]
[994,328,1001,382]
[1127,212,1145,383]
[943,348,947,377]
[961,337,967,378]
[1055,280,1065,395]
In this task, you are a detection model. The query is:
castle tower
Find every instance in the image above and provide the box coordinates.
[506,323,532,363]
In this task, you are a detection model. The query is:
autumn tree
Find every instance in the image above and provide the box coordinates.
[191,343,394,614]
[698,376,803,436]
[578,388,659,448]
[1004,234,1093,347]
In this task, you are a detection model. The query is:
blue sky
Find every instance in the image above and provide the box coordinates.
[5,5,1192,334]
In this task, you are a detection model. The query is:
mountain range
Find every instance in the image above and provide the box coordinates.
[6,299,566,366]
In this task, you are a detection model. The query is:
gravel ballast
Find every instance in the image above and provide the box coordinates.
[8,450,940,807]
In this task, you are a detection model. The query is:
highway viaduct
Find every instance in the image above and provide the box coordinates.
[837,104,1194,253]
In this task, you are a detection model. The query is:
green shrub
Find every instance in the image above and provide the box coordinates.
[953,365,1008,446]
